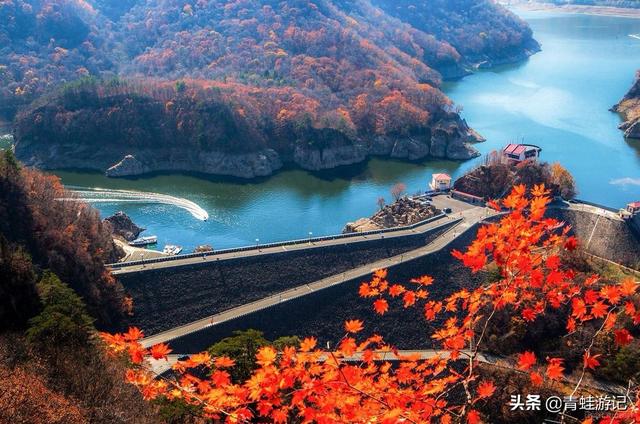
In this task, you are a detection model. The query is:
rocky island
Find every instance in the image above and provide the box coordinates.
[613,71,640,139]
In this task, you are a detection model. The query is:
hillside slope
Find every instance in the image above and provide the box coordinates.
[5,0,539,177]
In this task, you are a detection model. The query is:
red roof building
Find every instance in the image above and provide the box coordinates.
[627,202,640,214]
[503,143,542,162]
[430,173,452,191]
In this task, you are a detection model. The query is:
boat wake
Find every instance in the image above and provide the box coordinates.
[629,34,640,41]
[62,187,209,221]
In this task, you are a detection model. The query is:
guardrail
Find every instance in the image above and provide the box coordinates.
[107,212,449,269]
[569,198,621,214]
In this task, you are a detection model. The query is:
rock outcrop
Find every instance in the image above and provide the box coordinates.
[15,116,482,178]
[613,72,640,139]
[103,211,145,241]
[344,197,439,233]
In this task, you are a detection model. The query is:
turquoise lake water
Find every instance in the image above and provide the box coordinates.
[51,11,640,253]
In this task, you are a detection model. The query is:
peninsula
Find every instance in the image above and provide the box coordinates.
[4,0,539,178]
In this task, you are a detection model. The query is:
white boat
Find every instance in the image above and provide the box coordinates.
[163,244,183,255]
[128,235,158,246]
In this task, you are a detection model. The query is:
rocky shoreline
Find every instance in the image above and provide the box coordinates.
[15,115,485,179]
[506,2,640,18]
[612,72,640,139]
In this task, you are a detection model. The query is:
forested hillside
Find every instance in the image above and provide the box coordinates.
[3,0,540,177]
[0,150,160,422]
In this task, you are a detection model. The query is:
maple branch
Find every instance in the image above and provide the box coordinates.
[328,351,418,424]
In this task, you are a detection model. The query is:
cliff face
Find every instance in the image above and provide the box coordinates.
[613,72,640,139]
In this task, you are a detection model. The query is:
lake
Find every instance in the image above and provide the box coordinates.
[54,11,640,253]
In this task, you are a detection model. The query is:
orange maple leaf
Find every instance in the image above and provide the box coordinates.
[124,327,144,341]
[344,319,364,334]
[149,343,172,360]
[467,409,482,424]
[614,329,633,346]
[388,284,405,297]
[530,371,544,386]
[214,356,236,368]
[476,380,496,399]
[256,346,277,366]
[564,236,578,251]
[299,337,317,352]
[410,275,434,286]
[620,278,638,297]
[403,291,416,308]
[374,269,388,280]
[600,285,621,304]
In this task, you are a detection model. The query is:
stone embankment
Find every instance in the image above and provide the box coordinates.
[548,207,640,270]
[118,223,455,335]
[132,204,639,353]
[144,222,484,353]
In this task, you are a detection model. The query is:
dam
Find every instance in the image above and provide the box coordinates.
[113,197,640,354]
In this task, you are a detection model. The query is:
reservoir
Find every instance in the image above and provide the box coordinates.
[53,11,640,253]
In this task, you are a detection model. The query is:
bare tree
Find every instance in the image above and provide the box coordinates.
[390,182,406,202]
[376,197,386,211]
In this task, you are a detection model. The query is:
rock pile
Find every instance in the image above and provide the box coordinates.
[344,197,438,233]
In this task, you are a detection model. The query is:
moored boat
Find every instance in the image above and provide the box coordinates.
[163,244,183,255]
[128,235,158,246]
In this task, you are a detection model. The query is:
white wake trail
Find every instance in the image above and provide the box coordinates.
[62,187,209,221]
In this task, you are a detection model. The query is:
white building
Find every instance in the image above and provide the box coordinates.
[502,143,542,162]
[430,173,452,191]
[627,201,640,215]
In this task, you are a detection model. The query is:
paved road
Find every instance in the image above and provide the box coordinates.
[140,206,492,348]
[146,349,625,395]
[110,196,484,275]
[147,349,494,376]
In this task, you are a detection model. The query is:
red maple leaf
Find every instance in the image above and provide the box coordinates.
[476,380,496,399]
[373,298,389,315]
[583,352,601,370]
[614,329,633,346]
[150,343,172,360]
[517,351,537,370]
[546,358,565,380]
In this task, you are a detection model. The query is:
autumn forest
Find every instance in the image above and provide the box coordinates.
[2,1,640,423]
